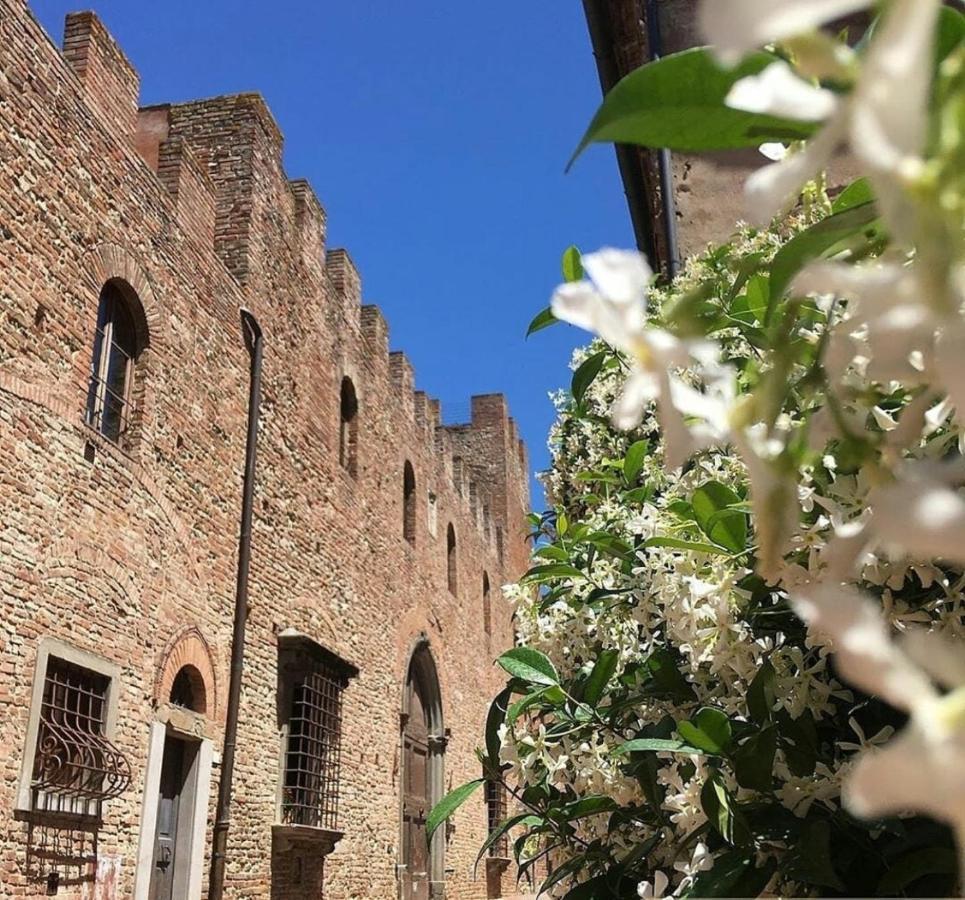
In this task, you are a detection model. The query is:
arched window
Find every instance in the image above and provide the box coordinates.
[339,376,358,476]
[85,281,142,443]
[169,664,207,714]
[446,523,457,595]
[482,572,492,636]
[403,461,416,545]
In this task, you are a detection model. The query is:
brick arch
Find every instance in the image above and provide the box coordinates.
[155,626,217,719]
[84,242,163,355]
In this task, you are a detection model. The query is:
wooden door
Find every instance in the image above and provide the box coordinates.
[402,682,431,900]
[148,736,186,900]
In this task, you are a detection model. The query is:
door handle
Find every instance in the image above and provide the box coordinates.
[158,846,172,869]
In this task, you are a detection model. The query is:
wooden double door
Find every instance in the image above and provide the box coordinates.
[401,673,436,900]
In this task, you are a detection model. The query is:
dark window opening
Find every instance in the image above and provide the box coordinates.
[169,665,206,714]
[485,778,508,857]
[279,643,356,830]
[483,572,492,636]
[403,461,416,545]
[446,524,457,595]
[85,281,141,443]
[339,377,358,476]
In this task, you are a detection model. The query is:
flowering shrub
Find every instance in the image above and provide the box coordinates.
[429,1,965,896]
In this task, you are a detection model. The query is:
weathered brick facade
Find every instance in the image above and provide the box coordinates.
[0,3,530,898]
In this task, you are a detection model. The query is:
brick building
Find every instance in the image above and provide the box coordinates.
[0,3,530,899]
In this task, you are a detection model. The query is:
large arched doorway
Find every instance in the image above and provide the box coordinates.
[400,639,445,900]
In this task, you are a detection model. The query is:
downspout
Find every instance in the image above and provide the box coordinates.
[208,307,263,900]
[582,0,660,268]
[645,0,681,279]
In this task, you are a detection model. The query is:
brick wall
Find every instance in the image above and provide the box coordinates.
[0,3,530,898]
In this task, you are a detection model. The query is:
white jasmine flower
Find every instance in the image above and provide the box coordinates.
[792,583,965,849]
[550,249,733,465]
[759,142,788,161]
[637,870,669,899]
[699,0,870,65]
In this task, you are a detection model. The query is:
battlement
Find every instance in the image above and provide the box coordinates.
[13,6,530,555]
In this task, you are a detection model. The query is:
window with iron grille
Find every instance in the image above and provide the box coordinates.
[485,778,509,857]
[279,640,357,831]
[28,655,131,817]
[85,282,141,444]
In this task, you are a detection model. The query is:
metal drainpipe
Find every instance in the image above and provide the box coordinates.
[208,307,263,900]
[645,0,681,279]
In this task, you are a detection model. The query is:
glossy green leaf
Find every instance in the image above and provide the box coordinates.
[562,245,584,283]
[767,201,880,309]
[642,536,731,556]
[572,352,607,406]
[700,775,751,846]
[485,687,512,767]
[734,727,777,792]
[614,737,707,756]
[677,707,732,754]
[474,813,537,871]
[582,649,619,705]
[497,647,559,686]
[678,850,771,899]
[747,659,776,723]
[526,306,558,338]
[426,779,483,841]
[692,481,747,552]
[570,49,815,165]
[730,274,768,326]
[877,847,957,895]
[830,177,874,214]
[936,5,965,66]
[623,439,650,484]
[782,820,845,891]
[521,563,585,582]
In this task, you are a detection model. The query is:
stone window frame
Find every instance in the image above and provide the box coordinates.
[16,638,122,815]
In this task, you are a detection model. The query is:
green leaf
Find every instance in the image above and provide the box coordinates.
[642,536,732,556]
[679,850,772,899]
[778,709,818,777]
[475,812,535,870]
[700,775,751,847]
[426,779,483,841]
[730,274,769,326]
[677,707,732,754]
[497,647,559,686]
[782,820,845,891]
[645,648,697,701]
[582,649,619,705]
[570,49,815,165]
[623,439,650,484]
[877,846,957,895]
[554,795,617,822]
[571,352,607,406]
[936,5,965,67]
[485,688,512,767]
[733,726,777,792]
[767,201,880,309]
[691,481,747,553]
[830,177,874,214]
[562,245,584,283]
[521,562,585,582]
[526,306,557,338]
[560,874,610,899]
[506,688,549,724]
[747,660,776,724]
[615,737,707,756]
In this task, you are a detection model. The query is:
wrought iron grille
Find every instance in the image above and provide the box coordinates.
[31,658,131,816]
[485,779,509,857]
[85,327,133,443]
[282,661,346,830]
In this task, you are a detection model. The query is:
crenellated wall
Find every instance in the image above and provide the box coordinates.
[0,3,530,899]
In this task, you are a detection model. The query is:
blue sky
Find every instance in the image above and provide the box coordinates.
[32,0,634,507]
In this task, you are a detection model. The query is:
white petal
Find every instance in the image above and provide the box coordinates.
[873,478,965,566]
[582,248,653,306]
[871,406,898,431]
[726,62,839,121]
[611,367,659,431]
[790,583,937,712]
[550,282,604,334]
[851,0,942,173]
[902,630,965,690]
[846,725,965,828]
[744,110,846,224]
[759,142,788,161]
[700,0,870,64]
[791,260,916,311]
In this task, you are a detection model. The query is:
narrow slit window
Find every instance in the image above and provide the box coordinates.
[403,461,416,545]
[447,523,457,595]
[339,377,359,476]
[85,282,141,443]
[483,572,492,636]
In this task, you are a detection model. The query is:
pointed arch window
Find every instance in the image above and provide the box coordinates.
[85,281,143,443]
[446,524,457,595]
[403,461,417,545]
[339,377,358,476]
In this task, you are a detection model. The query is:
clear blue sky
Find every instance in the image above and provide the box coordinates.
[32,0,634,508]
